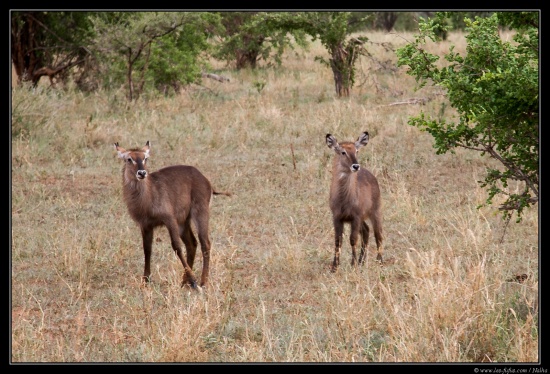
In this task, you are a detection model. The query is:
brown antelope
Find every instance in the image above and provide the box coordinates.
[114,141,230,289]
[325,132,384,272]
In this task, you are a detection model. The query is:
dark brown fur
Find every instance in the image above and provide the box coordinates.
[326,132,384,272]
[114,141,230,288]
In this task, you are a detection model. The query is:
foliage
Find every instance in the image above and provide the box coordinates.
[446,11,494,30]
[89,12,219,100]
[347,11,376,32]
[11,11,96,88]
[260,12,370,97]
[391,12,423,32]
[214,12,371,97]
[414,12,495,41]
[396,11,539,222]
[212,12,309,69]
[148,18,216,95]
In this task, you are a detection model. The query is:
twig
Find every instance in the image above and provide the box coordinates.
[290,143,296,171]
[499,214,511,244]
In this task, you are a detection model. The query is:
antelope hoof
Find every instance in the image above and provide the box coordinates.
[376,254,383,263]
[181,277,198,290]
[141,275,151,284]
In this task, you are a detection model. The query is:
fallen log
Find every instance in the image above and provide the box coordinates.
[202,73,230,83]
[388,98,428,106]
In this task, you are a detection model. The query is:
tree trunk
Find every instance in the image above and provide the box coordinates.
[330,60,346,97]
[127,50,134,101]
[11,12,42,85]
[329,45,352,98]
[11,11,90,88]
[380,12,398,32]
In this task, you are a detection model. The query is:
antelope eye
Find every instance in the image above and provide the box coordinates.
[341,151,346,155]
[127,158,133,163]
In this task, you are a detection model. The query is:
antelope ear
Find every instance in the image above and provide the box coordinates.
[114,143,127,158]
[355,132,369,149]
[326,134,339,150]
[143,141,151,157]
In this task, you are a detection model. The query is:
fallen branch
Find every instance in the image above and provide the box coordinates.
[202,73,230,83]
[388,98,429,106]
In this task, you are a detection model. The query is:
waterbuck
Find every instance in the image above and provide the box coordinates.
[325,132,384,272]
[114,141,230,289]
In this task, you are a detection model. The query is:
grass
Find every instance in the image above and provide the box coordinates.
[11,30,538,363]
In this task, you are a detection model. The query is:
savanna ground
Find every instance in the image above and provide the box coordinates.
[11,30,539,363]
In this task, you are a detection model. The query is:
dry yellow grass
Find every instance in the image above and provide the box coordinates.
[11,30,538,363]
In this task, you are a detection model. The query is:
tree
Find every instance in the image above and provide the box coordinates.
[90,12,218,100]
[11,11,94,88]
[212,12,308,70]
[417,11,495,41]
[302,12,369,98]
[396,12,538,222]
[260,12,370,98]
[375,12,399,32]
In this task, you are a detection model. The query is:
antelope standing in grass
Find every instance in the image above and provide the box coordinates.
[325,132,384,272]
[114,141,230,289]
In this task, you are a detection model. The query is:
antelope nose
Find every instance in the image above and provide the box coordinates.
[351,164,360,172]
[137,170,147,179]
